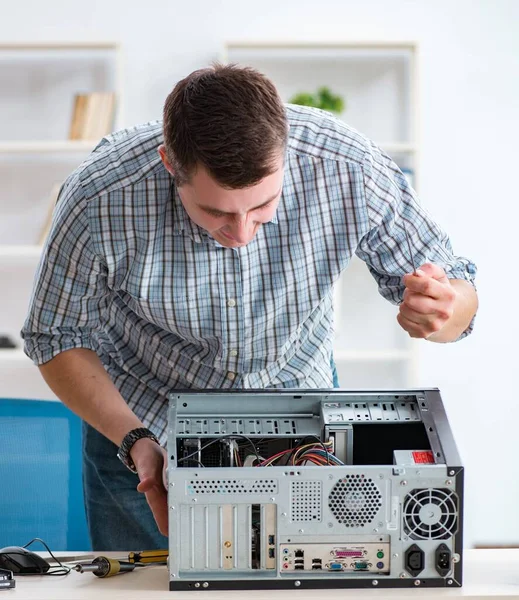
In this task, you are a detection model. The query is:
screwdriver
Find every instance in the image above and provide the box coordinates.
[74,556,136,578]
[127,549,168,564]
[403,223,418,275]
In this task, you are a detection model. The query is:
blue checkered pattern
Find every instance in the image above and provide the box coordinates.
[22,105,477,443]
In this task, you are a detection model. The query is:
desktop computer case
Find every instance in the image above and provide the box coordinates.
[167,389,463,590]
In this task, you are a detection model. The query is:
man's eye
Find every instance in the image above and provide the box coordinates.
[256,201,272,210]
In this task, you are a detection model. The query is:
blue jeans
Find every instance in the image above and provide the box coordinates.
[82,358,340,550]
[331,355,340,388]
[82,421,169,550]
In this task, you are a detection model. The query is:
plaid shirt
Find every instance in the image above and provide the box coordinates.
[22,105,477,443]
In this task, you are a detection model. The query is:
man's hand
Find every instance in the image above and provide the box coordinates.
[131,438,168,536]
[398,263,457,340]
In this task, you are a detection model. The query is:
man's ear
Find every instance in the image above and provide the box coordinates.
[158,145,175,177]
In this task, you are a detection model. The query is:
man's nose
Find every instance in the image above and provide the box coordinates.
[229,215,253,243]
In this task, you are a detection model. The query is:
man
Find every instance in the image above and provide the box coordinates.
[22,64,478,550]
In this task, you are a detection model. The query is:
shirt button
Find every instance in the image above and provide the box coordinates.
[227,372,236,381]
[227,299,236,308]
[229,349,238,357]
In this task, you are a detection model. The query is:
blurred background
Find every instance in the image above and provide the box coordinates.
[0,0,517,550]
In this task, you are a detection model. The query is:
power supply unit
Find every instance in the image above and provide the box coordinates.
[167,389,463,590]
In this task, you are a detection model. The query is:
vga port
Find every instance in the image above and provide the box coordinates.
[328,562,343,571]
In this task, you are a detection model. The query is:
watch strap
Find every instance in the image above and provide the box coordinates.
[117,427,160,473]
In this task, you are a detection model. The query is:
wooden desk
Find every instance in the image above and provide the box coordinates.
[9,549,519,599]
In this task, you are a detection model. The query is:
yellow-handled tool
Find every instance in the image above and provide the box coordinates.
[74,556,136,577]
[127,549,168,564]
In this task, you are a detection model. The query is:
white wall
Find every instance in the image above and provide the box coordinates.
[1,0,517,548]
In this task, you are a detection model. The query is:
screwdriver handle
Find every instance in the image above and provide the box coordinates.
[127,549,168,564]
[75,556,137,577]
[92,556,135,577]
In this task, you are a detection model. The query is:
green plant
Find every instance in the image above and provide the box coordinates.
[289,86,345,114]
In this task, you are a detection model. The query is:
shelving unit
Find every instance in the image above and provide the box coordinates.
[223,41,420,387]
[0,140,99,153]
[0,42,122,399]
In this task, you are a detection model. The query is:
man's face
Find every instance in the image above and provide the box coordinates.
[159,146,283,248]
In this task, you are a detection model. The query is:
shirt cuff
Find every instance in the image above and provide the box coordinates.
[23,333,96,365]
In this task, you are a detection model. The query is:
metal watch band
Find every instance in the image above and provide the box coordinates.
[117,427,160,473]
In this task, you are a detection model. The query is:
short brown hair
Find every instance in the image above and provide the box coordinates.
[163,63,288,189]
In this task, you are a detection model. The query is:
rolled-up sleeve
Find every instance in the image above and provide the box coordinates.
[21,171,109,364]
[355,141,477,340]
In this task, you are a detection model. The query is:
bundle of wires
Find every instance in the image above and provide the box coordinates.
[177,435,343,468]
[256,439,344,467]
[233,446,242,466]
[292,445,344,466]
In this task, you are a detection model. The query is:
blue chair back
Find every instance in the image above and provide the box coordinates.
[0,399,91,550]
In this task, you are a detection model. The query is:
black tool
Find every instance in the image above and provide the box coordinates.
[403,224,417,274]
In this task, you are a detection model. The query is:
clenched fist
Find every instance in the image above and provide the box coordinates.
[398,263,457,339]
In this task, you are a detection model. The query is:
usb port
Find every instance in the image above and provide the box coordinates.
[268,535,275,545]
[312,564,322,570]
[294,564,304,570]
[268,548,275,559]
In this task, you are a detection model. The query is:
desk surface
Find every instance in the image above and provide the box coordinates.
[8,549,519,599]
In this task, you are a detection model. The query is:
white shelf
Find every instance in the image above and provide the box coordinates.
[0,245,43,262]
[377,142,417,153]
[0,349,58,401]
[0,42,122,144]
[0,41,121,403]
[0,139,413,156]
[0,41,123,250]
[225,41,416,61]
[225,39,420,387]
[224,40,417,154]
[0,140,97,153]
[0,42,119,51]
[0,349,26,362]
[226,41,417,48]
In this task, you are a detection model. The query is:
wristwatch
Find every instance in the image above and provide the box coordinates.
[117,427,160,473]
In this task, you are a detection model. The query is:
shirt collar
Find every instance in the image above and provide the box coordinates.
[171,179,212,245]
